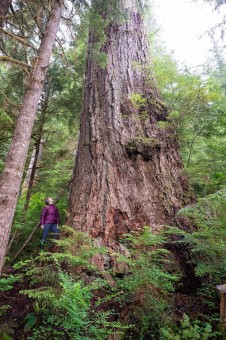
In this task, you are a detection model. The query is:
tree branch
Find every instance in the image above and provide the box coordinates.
[0,27,37,50]
[0,55,30,74]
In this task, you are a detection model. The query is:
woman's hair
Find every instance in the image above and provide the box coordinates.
[45,197,54,205]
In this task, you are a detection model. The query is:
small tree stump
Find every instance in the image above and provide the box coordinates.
[216,285,226,328]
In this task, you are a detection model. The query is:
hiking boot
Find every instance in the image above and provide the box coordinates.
[40,239,45,250]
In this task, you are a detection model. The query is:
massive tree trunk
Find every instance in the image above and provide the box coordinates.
[0,0,63,276]
[68,0,194,269]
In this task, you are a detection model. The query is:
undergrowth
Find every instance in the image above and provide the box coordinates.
[2,189,226,340]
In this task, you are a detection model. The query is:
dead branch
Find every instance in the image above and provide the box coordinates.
[11,222,40,262]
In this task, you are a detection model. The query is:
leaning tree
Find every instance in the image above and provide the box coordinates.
[68,0,194,269]
[0,0,64,275]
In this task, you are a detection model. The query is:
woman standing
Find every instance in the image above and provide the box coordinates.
[40,197,60,248]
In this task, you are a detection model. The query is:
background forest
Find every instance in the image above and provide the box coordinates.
[1,0,226,339]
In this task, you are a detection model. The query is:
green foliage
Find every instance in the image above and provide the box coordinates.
[117,226,179,290]
[7,193,46,259]
[160,314,217,339]
[52,226,107,268]
[12,228,180,339]
[91,49,108,69]
[26,272,102,339]
[88,10,108,68]
[0,274,20,292]
[92,0,129,24]
[0,332,13,340]
[8,219,225,338]
[167,110,180,121]
[24,314,37,332]
[114,227,180,338]
[0,313,16,340]
[15,228,106,288]
[3,2,226,339]
[129,93,147,108]
[153,46,226,196]
[0,108,14,142]
[160,189,226,323]
[17,238,124,339]
[176,190,226,284]
[0,305,11,317]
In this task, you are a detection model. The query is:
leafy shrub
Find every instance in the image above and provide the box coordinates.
[0,274,20,292]
[22,268,125,339]
[174,190,226,285]
[161,189,226,336]
[17,228,125,339]
[160,314,218,339]
[114,226,180,338]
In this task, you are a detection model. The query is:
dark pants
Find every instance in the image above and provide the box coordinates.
[41,223,60,242]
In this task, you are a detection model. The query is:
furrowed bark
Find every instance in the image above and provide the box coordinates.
[0,0,63,276]
[68,0,194,270]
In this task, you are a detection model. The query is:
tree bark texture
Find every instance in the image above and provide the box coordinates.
[0,0,11,27]
[0,0,63,276]
[68,0,194,267]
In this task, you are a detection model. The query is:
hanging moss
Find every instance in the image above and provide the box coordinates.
[125,137,161,161]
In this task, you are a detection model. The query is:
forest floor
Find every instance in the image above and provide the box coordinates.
[0,266,34,339]
[0,241,220,339]
[0,267,215,339]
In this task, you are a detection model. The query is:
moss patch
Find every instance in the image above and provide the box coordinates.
[125,137,161,161]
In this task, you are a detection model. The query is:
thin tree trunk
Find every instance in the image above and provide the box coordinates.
[0,0,63,276]
[21,80,52,200]
[22,147,38,195]
[22,138,44,216]
[0,0,11,27]
[68,0,194,270]
[22,81,52,214]
[22,149,36,194]
[186,129,202,168]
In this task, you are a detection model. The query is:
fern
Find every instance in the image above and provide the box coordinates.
[114,226,180,338]
[173,190,226,284]
[21,287,57,302]
[160,314,219,339]
[0,274,21,291]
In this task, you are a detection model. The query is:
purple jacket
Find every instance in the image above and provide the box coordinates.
[40,204,60,225]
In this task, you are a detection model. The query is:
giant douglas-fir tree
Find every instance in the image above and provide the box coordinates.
[68,0,194,268]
